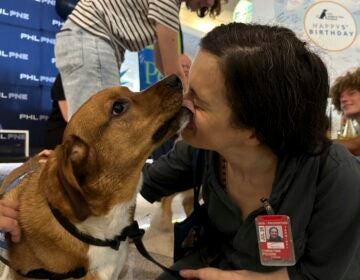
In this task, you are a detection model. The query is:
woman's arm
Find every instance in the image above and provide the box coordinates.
[141,141,198,203]
[180,267,289,280]
[287,155,360,279]
[58,100,68,122]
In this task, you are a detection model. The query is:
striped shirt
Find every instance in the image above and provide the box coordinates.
[68,0,181,63]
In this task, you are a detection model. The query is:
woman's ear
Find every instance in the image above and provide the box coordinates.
[245,129,261,146]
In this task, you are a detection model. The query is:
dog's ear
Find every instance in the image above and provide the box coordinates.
[56,135,91,221]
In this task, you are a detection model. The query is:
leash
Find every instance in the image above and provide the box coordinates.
[0,172,182,279]
[52,208,182,279]
[51,207,182,279]
[126,222,183,279]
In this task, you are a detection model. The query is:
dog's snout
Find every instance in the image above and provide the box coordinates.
[164,75,183,91]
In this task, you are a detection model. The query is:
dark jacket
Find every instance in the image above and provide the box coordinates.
[141,141,360,280]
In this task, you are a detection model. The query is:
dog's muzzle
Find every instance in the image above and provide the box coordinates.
[163,75,183,91]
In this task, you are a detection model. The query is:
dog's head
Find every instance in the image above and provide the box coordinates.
[44,75,190,221]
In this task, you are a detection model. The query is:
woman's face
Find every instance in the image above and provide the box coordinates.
[181,50,250,152]
[340,89,360,119]
[185,0,215,11]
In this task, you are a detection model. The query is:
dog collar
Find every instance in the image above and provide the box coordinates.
[50,207,145,250]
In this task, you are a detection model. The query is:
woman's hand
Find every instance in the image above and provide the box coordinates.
[0,200,21,242]
[180,268,289,280]
[180,268,234,280]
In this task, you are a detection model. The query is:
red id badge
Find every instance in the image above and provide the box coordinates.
[255,215,295,266]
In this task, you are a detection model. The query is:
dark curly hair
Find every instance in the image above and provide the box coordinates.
[200,23,330,156]
[331,68,360,112]
[197,0,228,18]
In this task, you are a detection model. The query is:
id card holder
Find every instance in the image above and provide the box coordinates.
[255,215,295,266]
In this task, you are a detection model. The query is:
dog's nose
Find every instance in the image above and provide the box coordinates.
[164,75,183,90]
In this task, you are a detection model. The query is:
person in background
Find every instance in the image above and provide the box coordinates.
[43,0,77,149]
[141,23,360,279]
[267,227,282,242]
[44,75,67,149]
[179,53,192,83]
[331,67,360,156]
[55,0,227,119]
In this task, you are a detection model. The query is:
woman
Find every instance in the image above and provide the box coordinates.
[141,23,360,279]
[55,0,225,118]
[44,74,67,149]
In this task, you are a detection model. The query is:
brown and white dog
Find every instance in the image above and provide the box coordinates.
[0,75,190,280]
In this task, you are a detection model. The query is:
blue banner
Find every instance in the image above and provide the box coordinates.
[40,0,64,32]
[0,25,41,87]
[0,0,41,30]
[40,31,57,86]
[138,47,163,90]
[0,85,51,149]
[0,0,60,153]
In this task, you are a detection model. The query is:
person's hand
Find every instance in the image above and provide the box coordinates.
[37,149,52,164]
[180,268,289,280]
[0,200,21,242]
[180,268,241,280]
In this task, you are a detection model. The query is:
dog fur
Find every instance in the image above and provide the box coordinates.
[151,191,194,232]
[0,75,188,280]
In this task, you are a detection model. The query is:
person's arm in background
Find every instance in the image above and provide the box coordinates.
[334,136,360,156]
[154,22,186,89]
[0,201,21,242]
[58,100,68,122]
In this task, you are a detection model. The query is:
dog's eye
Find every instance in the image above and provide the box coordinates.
[112,101,128,115]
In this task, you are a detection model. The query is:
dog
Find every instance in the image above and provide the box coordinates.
[151,191,194,232]
[0,75,190,280]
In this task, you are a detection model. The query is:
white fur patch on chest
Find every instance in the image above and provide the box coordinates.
[76,175,143,279]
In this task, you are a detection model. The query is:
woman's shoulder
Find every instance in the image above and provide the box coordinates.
[317,143,360,192]
[326,143,360,170]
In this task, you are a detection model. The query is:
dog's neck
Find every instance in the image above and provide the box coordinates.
[77,175,142,240]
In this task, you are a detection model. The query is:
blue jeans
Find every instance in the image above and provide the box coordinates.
[55,20,120,119]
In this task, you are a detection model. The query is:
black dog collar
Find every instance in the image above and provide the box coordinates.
[50,207,144,250]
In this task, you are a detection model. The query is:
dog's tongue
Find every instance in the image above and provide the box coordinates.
[182,99,195,114]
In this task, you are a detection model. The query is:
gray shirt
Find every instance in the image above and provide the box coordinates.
[141,141,360,279]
